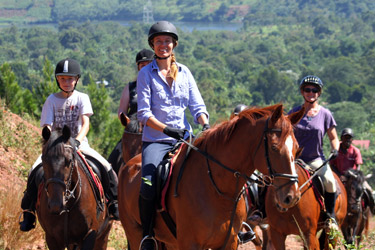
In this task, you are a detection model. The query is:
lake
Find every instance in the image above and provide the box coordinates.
[1,20,242,32]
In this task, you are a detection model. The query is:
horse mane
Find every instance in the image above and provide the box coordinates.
[125,113,141,134]
[345,169,365,183]
[195,104,293,149]
[42,128,73,157]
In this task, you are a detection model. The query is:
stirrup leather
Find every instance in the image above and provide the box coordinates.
[139,235,158,250]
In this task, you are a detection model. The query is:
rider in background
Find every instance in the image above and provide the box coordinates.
[137,21,209,250]
[19,58,119,232]
[289,75,339,229]
[330,127,375,213]
[107,49,154,173]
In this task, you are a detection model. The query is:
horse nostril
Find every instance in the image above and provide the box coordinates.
[284,195,292,205]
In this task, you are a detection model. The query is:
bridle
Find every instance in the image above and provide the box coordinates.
[43,144,82,248]
[44,144,82,212]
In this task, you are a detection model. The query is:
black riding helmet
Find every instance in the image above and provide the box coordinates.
[299,75,324,91]
[148,21,179,48]
[341,128,354,138]
[135,49,154,64]
[55,58,81,93]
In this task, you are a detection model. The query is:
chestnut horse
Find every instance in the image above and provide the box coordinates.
[341,169,370,247]
[118,104,304,249]
[36,126,112,250]
[265,160,347,250]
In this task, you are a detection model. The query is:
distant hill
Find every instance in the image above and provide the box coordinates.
[1,0,374,24]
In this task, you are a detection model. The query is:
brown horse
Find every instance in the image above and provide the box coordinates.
[120,112,143,164]
[108,113,142,174]
[265,161,347,250]
[118,104,305,249]
[36,126,112,250]
[341,169,370,247]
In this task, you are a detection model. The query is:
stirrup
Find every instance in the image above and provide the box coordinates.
[139,235,158,250]
[325,217,339,231]
[19,210,36,231]
[237,222,256,244]
[19,210,36,223]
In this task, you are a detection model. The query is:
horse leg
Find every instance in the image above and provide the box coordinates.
[268,229,286,250]
[261,226,272,250]
[45,235,64,250]
[93,222,113,250]
[304,232,319,250]
[81,230,97,250]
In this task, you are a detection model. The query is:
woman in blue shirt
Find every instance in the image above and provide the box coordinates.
[137,21,209,250]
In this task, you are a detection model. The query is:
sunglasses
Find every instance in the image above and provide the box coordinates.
[303,87,319,93]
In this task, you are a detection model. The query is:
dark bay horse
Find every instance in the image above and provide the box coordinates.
[265,161,347,250]
[118,104,305,249]
[119,112,143,165]
[341,169,370,247]
[36,126,112,250]
[108,113,142,174]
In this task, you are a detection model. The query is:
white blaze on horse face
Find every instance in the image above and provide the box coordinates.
[285,135,298,189]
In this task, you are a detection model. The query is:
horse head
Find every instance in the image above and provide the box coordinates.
[120,112,143,134]
[216,104,304,209]
[256,104,304,210]
[120,112,143,163]
[41,125,77,215]
[344,169,365,213]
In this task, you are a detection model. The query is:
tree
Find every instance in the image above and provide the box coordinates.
[0,63,37,115]
[32,57,59,117]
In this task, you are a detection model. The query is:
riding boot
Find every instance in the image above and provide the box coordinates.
[106,169,119,220]
[19,174,38,231]
[139,195,157,250]
[324,192,338,230]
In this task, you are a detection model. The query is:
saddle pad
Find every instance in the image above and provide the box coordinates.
[301,167,324,209]
[77,151,105,203]
[160,143,185,212]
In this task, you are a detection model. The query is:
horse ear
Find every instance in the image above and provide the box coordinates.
[42,126,51,141]
[288,106,305,125]
[269,104,283,127]
[62,125,71,142]
[120,112,130,127]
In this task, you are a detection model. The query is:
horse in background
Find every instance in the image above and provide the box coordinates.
[108,112,142,174]
[36,126,112,250]
[265,160,347,250]
[118,104,305,249]
[341,169,371,247]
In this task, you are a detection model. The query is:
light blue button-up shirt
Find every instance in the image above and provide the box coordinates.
[137,60,209,143]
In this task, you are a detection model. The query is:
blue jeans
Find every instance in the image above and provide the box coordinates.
[140,141,174,200]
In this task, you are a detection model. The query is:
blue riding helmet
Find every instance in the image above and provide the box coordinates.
[299,75,323,90]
